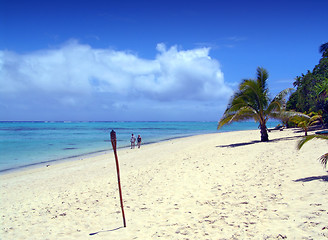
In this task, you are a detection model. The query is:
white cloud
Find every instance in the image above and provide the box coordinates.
[0,40,233,120]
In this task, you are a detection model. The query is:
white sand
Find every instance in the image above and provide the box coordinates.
[1,128,328,239]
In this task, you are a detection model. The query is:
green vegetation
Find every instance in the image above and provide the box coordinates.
[298,134,328,168]
[290,112,322,136]
[289,42,328,168]
[218,42,327,167]
[218,67,293,142]
[286,42,328,126]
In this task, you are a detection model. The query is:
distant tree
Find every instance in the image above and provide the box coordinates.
[295,72,317,112]
[315,78,328,102]
[319,42,328,57]
[218,67,293,142]
[287,42,328,126]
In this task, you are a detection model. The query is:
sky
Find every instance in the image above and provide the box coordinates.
[0,0,327,121]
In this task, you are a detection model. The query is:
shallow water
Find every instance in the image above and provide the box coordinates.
[0,121,280,172]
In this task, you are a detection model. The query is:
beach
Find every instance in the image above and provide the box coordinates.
[1,128,327,239]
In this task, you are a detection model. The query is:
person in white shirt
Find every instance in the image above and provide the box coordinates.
[130,134,136,149]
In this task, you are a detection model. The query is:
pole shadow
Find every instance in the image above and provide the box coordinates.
[89,226,124,236]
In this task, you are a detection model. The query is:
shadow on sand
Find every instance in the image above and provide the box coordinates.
[216,140,261,148]
[216,135,303,148]
[89,226,124,236]
[294,175,328,182]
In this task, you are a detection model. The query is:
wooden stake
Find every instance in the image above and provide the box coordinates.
[110,130,126,227]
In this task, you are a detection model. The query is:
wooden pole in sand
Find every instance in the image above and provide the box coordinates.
[110,130,126,227]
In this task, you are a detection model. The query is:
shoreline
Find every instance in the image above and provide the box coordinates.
[1,128,327,239]
[0,132,204,175]
[0,121,283,174]
[0,126,324,175]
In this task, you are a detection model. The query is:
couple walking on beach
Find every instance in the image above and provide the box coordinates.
[131,134,142,149]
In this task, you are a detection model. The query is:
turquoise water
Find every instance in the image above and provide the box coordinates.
[0,121,280,172]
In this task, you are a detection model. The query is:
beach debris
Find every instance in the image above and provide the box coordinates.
[110,130,126,228]
[276,233,287,239]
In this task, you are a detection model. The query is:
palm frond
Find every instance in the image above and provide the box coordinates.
[273,88,294,102]
[266,100,281,115]
[268,110,287,120]
[240,79,268,111]
[309,114,323,125]
[298,134,328,149]
[217,113,235,129]
[266,88,294,114]
[297,135,317,149]
[315,79,328,98]
[298,134,328,168]
[256,67,269,90]
[319,42,328,55]
[291,114,310,122]
[279,111,306,119]
[289,113,310,125]
[218,106,257,129]
[318,153,328,168]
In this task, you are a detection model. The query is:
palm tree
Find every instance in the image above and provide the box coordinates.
[298,134,328,168]
[319,42,328,57]
[290,112,322,136]
[218,67,293,142]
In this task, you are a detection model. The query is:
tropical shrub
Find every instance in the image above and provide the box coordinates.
[290,112,322,136]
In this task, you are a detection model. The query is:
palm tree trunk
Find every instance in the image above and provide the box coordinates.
[260,124,269,142]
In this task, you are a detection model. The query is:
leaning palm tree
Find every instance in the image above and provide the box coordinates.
[218,67,293,142]
[298,134,328,168]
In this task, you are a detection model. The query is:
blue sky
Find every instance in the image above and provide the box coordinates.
[1,0,327,121]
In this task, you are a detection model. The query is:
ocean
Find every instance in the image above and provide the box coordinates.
[0,121,280,172]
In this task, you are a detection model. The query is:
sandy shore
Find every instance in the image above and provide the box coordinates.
[1,128,327,239]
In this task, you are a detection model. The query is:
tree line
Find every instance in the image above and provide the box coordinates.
[286,42,328,125]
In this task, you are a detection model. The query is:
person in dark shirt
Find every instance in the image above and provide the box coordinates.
[137,135,142,148]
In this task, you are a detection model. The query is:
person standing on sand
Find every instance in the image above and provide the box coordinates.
[130,134,136,149]
[137,135,142,148]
